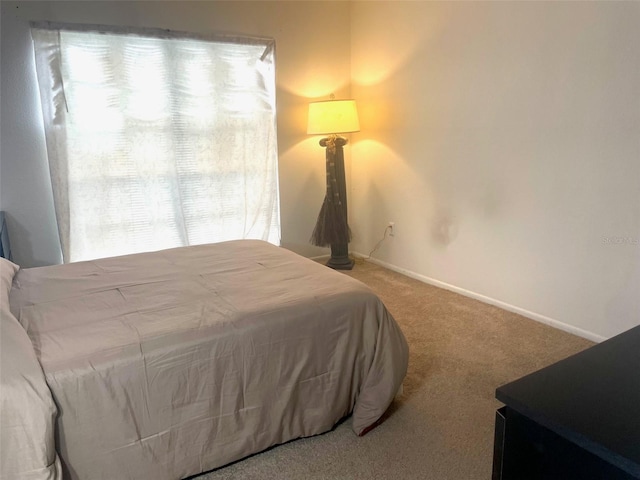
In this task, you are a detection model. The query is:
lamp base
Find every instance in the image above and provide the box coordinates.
[326,243,354,270]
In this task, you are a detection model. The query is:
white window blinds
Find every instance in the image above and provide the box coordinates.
[31,23,280,263]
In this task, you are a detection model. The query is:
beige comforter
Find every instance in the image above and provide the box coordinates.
[7,240,408,480]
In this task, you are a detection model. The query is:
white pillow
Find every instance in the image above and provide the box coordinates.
[0,301,62,479]
[0,257,19,311]
[0,258,63,479]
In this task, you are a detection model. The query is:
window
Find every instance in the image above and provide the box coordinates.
[31,23,280,263]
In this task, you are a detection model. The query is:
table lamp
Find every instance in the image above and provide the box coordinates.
[307,98,360,270]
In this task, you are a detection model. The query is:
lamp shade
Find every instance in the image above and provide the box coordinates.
[307,99,360,135]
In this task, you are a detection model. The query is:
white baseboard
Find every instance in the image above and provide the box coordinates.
[354,253,606,343]
[309,254,330,262]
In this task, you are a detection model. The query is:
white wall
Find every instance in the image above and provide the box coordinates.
[0,0,350,266]
[350,1,640,340]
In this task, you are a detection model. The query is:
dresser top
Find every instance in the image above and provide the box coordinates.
[496,324,640,477]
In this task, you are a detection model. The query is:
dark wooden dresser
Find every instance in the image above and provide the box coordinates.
[493,324,640,479]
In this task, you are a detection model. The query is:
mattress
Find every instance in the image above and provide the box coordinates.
[8,240,409,480]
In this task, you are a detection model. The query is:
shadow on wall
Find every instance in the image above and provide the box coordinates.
[3,212,63,268]
[431,207,459,248]
[5,213,31,267]
[279,170,331,258]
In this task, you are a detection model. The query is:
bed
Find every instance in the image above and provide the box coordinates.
[1,240,408,480]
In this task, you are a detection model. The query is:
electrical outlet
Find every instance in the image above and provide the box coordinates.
[388,221,395,236]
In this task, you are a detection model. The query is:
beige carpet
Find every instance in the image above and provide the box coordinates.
[197,260,593,479]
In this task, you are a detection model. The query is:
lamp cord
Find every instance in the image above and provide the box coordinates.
[363,225,392,261]
[352,225,391,263]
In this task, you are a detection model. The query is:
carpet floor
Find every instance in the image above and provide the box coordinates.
[197,260,593,479]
